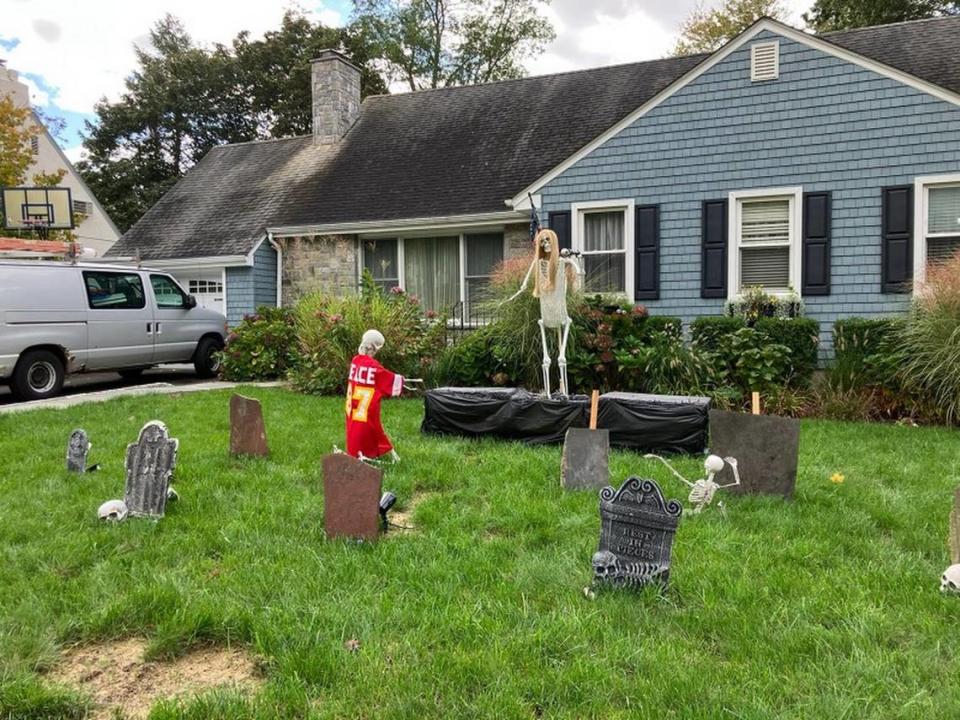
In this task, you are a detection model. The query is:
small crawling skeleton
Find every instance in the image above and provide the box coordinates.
[592,550,668,589]
[644,454,740,513]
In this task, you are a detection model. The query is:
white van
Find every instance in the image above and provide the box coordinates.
[0,261,228,400]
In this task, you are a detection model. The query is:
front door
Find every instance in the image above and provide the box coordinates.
[149,274,202,363]
[81,269,155,369]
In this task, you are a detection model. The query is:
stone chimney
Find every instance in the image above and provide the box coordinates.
[310,50,361,145]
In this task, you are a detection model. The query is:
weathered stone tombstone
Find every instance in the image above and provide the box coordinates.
[322,453,382,541]
[124,421,179,518]
[66,429,90,473]
[593,476,682,589]
[949,487,960,566]
[708,409,800,499]
[230,394,269,457]
[561,390,610,490]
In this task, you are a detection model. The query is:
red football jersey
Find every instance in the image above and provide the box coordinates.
[345,354,403,459]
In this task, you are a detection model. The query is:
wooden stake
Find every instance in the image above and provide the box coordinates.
[589,390,599,430]
[751,391,761,415]
[950,487,960,565]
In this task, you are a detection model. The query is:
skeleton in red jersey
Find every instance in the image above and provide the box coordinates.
[345,329,421,462]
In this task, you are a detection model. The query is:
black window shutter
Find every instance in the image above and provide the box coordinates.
[634,204,660,300]
[701,200,727,298]
[881,186,913,293]
[549,210,571,251]
[802,192,831,296]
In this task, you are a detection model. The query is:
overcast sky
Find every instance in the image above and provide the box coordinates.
[0,0,814,160]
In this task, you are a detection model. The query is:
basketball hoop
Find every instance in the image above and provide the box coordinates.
[21,217,51,240]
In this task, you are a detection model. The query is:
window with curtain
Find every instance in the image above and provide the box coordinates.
[464,233,503,319]
[926,185,960,265]
[404,236,460,314]
[581,210,626,293]
[362,239,399,291]
[738,198,791,291]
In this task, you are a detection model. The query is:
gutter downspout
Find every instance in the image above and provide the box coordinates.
[268,232,282,307]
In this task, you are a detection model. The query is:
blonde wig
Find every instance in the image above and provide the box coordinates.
[532,228,578,297]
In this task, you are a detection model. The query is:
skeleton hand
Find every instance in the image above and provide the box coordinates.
[403,379,424,393]
[560,248,582,258]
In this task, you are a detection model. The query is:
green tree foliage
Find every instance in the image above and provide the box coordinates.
[672,0,787,55]
[0,94,36,189]
[232,12,387,139]
[804,0,959,32]
[353,0,555,91]
[77,11,387,232]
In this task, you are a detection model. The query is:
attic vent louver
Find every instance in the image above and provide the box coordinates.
[751,41,779,81]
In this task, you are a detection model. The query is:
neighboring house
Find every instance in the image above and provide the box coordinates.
[111,17,960,350]
[0,61,120,257]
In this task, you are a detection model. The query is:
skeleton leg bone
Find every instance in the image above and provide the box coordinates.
[538,319,552,396]
[557,319,572,397]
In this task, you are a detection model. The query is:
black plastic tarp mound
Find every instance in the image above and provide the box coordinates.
[421,387,710,455]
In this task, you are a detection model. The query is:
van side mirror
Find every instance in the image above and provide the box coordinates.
[185,294,197,309]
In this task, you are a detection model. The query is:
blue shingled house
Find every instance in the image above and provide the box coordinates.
[111,17,960,350]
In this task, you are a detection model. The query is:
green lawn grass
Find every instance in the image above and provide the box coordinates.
[1,388,960,719]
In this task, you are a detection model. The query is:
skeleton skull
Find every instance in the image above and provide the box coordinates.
[592,550,619,580]
[539,233,552,253]
[704,454,725,474]
[941,564,960,593]
[97,499,128,522]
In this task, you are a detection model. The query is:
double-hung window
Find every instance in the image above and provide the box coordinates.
[729,187,802,296]
[572,200,634,298]
[361,233,504,319]
[915,175,960,283]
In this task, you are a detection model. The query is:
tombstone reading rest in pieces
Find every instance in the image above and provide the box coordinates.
[124,421,179,518]
[322,453,382,541]
[230,394,269,457]
[66,429,90,473]
[593,476,682,590]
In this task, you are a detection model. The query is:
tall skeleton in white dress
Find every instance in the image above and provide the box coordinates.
[506,229,582,397]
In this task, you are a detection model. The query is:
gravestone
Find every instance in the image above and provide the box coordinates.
[949,487,960,565]
[66,429,89,473]
[708,409,800,499]
[124,421,179,518]
[322,453,382,541]
[593,476,682,589]
[561,428,610,490]
[230,394,269,457]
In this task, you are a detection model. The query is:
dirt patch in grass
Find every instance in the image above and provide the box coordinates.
[50,638,262,719]
[386,491,436,533]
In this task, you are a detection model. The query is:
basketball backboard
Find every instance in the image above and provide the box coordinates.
[1,186,74,230]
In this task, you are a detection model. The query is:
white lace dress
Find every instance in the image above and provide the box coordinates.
[538,259,571,329]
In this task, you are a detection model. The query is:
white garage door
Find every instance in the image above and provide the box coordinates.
[184,277,224,312]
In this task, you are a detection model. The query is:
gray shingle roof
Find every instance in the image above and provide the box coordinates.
[111,16,960,261]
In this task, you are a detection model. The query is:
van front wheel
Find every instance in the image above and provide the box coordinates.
[12,350,65,401]
[193,337,223,379]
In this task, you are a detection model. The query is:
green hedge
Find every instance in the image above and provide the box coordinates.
[690,316,746,351]
[831,317,903,390]
[690,315,819,386]
[755,317,820,386]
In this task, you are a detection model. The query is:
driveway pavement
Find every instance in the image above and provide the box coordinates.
[0,365,209,407]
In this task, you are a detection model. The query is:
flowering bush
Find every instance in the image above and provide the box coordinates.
[289,272,447,395]
[220,306,299,381]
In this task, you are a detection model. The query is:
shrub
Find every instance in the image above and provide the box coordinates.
[754,317,820,386]
[690,316,746,352]
[435,325,502,387]
[289,276,447,395]
[568,296,655,392]
[898,252,960,423]
[830,317,904,391]
[713,327,793,395]
[616,331,719,396]
[220,306,298,381]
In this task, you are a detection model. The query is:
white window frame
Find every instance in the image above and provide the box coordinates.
[727,186,803,300]
[913,173,960,287]
[571,199,635,301]
[359,231,508,322]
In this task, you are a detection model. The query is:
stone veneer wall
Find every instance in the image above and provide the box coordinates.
[277,235,358,306]
[504,222,532,260]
